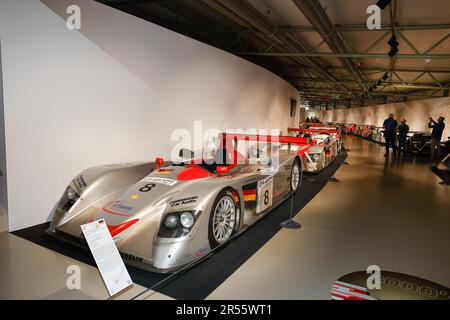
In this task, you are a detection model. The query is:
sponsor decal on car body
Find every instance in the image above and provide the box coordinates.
[103,201,133,216]
[141,176,178,186]
[75,175,87,189]
[169,196,199,207]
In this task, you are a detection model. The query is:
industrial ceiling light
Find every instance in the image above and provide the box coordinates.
[388,35,399,57]
[376,0,393,10]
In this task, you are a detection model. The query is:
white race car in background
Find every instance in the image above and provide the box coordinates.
[288,126,341,172]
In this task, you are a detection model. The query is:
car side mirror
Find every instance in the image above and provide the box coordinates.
[155,157,164,169]
[179,148,194,159]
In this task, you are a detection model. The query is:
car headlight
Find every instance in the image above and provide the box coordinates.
[311,154,320,162]
[159,210,201,238]
[67,186,77,200]
[59,185,80,212]
[180,212,194,228]
[164,214,179,229]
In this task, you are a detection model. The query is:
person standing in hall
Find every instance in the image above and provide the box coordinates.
[398,119,409,154]
[428,116,446,161]
[383,113,398,157]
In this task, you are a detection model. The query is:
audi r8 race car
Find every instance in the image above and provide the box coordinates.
[362,125,375,139]
[47,133,310,273]
[342,124,356,135]
[354,124,372,138]
[374,127,386,144]
[288,126,340,172]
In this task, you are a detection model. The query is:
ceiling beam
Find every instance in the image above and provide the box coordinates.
[193,24,450,35]
[298,87,443,99]
[235,52,450,59]
[292,0,368,93]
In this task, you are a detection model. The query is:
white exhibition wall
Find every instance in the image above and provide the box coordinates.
[0,0,299,231]
[0,42,7,232]
[319,97,450,140]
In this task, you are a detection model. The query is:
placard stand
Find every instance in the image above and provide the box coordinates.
[280,193,301,229]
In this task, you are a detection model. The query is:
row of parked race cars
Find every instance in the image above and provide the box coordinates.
[47,125,343,273]
[339,123,450,157]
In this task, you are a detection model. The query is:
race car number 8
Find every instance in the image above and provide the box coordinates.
[264,190,270,205]
[256,176,273,213]
[139,183,155,192]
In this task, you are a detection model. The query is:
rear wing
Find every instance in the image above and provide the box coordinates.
[220,132,310,145]
[288,127,340,134]
[218,132,311,161]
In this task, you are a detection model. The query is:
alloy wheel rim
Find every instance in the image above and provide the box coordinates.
[291,164,300,190]
[213,196,236,243]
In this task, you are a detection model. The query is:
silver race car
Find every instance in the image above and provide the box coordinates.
[288,126,341,172]
[47,133,310,273]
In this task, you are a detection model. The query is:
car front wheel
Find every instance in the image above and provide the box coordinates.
[208,189,237,248]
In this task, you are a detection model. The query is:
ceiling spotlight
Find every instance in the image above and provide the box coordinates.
[388,35,399,57]
[377,79,383,86]
[383,72,389,81]
[376,0,393,10]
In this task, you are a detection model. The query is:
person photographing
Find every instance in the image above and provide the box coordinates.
[428,116,446,161]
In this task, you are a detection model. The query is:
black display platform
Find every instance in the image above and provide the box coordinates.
[13,151,347,300]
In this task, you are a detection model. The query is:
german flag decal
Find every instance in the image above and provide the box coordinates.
[242,183,257,209]
[157,169,174,174]
[243,189,257,202]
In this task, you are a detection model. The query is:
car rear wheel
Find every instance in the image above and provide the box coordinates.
[208,189,237,248]
[321,151,326,170]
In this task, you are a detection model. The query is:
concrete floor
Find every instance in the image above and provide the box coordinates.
[0,135,449,299]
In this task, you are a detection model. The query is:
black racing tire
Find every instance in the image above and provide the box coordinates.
[320,151,326,170]
[208,189,238,249]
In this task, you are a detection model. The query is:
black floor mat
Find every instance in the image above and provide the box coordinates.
[12,151,347,300]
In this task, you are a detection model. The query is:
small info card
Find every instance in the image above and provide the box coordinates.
[81,219,133,296]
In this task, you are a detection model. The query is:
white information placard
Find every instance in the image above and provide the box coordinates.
[81,219,133,297]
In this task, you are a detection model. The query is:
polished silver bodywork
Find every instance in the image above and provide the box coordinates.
[47,148,302,273]
[300,133,339,173]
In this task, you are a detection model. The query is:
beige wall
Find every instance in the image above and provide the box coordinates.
[0,0,299,231]
[319,97,450,140]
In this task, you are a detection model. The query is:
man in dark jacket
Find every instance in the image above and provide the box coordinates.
[398,119,409,154]
[429,116,446,160]
[383,114,398,157]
